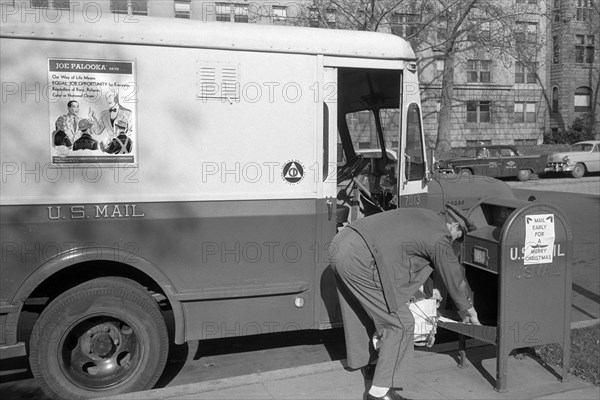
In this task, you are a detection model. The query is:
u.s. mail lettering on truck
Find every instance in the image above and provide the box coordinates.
[1,9,520,400]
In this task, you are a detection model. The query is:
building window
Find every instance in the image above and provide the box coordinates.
[554,0,561,22]
[309,7,336,28]
[31,0,69,9]
[467,101,490,123]
[552,87,559,113]
[576,0,593,21]
[215,3,248,23]
[391,10,421,37]
[467,60,491,83]
[467,11,491,42]
[553,36,560,64]
[110,0,148,15]
[515,22,538,45]
[515,62,538,84]
[215,3,231,21]
[174,0,190,19]
[575,35,595,64]
[234,4,248,22]
[574,87,592,112]
[514,102,536,123]
[272,6,287,23]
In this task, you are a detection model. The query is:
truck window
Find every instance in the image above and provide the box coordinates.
[342,109,399,161]
[405,103,425,181]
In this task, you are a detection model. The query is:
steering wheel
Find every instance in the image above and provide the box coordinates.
[337,154,365,181]
[352,176,384,211]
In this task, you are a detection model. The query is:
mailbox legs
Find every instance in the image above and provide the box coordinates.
[457,334,467,368]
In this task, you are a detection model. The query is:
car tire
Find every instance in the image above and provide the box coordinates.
[29,277,169,400]
[459,169,472,178]
[571,163,585,179]
[517,169,532,181]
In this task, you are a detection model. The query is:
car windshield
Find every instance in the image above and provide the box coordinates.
[570,143,593,152]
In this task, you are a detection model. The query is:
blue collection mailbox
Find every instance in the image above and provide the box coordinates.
[438,197,572,392]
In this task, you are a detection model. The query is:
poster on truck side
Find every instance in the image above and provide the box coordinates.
[48,58,137,166]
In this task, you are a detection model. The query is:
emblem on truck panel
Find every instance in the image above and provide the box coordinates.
[281,160,305,184]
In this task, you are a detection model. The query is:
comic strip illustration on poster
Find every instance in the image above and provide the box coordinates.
[49,59,137,166]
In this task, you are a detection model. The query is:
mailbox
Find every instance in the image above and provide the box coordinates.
[438,197,572,392]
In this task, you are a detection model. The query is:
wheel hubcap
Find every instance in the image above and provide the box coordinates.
[61,317,139,389]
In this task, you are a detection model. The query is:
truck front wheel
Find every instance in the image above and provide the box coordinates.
[29,277,169,400]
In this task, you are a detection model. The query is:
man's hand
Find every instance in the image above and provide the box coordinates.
[460,306,481,325]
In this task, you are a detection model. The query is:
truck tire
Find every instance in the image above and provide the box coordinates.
[571,163,585,179]
[29,277,169,400]
[517,169,532,181]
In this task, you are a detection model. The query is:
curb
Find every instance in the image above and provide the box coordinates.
[99,361,345,400]
[100,319,600,399]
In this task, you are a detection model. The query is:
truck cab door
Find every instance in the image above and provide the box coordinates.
[398,103,428,208]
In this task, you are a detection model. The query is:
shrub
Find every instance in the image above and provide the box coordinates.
[544,116,597,144]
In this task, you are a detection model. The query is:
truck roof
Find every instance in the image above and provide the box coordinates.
[0,12,416,60]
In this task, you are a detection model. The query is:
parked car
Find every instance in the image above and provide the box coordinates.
[435,145,547,181]
[545,140,600,178]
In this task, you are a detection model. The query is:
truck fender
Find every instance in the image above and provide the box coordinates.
[10,247,186,345]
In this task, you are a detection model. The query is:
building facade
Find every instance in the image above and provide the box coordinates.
[548,0,599,134]
[4,0,596,146]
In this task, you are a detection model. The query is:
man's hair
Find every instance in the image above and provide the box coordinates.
[106,91,119,103]
[67,100,78,108]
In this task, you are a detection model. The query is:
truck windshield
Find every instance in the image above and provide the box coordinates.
[342,108,399,162]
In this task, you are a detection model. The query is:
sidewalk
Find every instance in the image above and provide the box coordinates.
[102,337,599,400]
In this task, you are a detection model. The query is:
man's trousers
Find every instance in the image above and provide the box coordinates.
[331,228,415,388]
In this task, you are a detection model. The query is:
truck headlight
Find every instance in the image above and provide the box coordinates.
[563,156,570,163]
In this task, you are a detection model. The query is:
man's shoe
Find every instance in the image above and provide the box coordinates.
[366,388,408,400]
[361,364,376,380]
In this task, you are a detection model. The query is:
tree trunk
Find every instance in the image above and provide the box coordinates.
[435,49,456,154]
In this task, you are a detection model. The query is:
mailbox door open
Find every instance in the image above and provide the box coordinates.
[438,197,572,392]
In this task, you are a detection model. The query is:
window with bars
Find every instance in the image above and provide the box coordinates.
[110,0,148,15]
[467,60,491,83]
[391,11,421,37]
[515,62,538,84]
[575,35,595,64]
[553,36,560,64]
[576,0,594,22]
[466,101,490,123]
[514,102,536,123]
[174,0,190,19]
